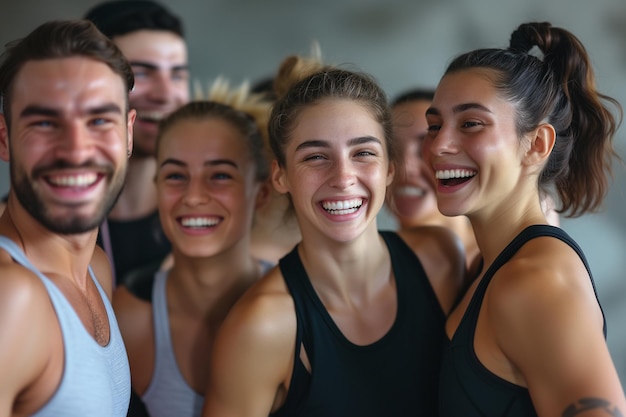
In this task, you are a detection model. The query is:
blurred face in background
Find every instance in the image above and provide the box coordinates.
[388,99,441,229]
[114,30,189,158]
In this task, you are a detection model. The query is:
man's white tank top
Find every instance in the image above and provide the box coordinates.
[0,236,130,417]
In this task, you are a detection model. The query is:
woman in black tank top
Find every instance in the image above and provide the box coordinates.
[423,21,626,416]
[202,54,466,417]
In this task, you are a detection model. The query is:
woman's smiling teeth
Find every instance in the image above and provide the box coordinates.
[435,169,477,180]
[396,185,425,197]
[48,173,98,188]
[180,216,220,228]
[322,198,363,215]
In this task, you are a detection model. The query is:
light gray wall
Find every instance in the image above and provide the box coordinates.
[2,0,625,382]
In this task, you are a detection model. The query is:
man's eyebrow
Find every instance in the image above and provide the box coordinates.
[19,103,123,119]
[19,105,59,118]
[88,103,123,115]
[130,61,189,72]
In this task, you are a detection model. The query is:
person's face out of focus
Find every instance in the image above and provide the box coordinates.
[114,30,189,158]
[388,99,440,229]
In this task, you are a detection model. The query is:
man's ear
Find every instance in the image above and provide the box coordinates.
[271,160,289,195]
[126,109,136,158]
[0,114,9,162]
[524,123,555,166]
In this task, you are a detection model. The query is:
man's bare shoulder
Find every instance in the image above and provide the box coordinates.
[0,248,61,414]
[0,248,51,301]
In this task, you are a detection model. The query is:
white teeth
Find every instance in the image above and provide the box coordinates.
[137,111,166,122]
[322,198,363,215]
[180,217,220,228]
[397,186,425,197]
[435,169,477,180]
[48,173,97,187]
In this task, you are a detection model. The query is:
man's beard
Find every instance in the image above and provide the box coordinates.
[10,159,126,235]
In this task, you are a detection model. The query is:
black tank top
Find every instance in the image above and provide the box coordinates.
[97,210,171,286]
[271,231,445,417]
[439,225,606,417]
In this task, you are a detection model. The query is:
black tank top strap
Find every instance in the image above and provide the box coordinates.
[272,245,311,417]
[279,244,321,355]
[461,224,606,340]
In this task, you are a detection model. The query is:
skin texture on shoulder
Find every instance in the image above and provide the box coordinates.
[0,249,63,417]
[479,236,624,416]
[113,285,155,393]
[203,267,297,417]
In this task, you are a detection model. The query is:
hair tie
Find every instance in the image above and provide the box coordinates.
[509,30,534,53]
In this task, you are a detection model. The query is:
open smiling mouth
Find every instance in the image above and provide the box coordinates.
[47,172,99,188]
[396,185,426,197]
[435,169,477,187]
[321,198,363,215]
[179,216,221,229]
[136,111,167,124]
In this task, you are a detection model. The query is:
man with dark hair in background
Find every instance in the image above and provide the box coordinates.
[85,0,190,290]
